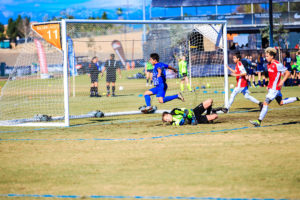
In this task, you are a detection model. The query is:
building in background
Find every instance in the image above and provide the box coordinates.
[150,0,300,51]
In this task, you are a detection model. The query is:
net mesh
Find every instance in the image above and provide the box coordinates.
[0,33,64,124]
[0,21,226,125]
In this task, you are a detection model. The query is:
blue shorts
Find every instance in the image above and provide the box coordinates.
[248,68,254,75]
[256,65,264,72]
[150,83,168,98]
[147,69,153,73]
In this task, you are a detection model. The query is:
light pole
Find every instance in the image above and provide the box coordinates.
[269,0,274,47]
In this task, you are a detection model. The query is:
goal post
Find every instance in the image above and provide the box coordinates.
[0,19,228,127]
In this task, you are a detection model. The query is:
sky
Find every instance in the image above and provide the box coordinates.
[0,0,240,24]
[0,0,149,24]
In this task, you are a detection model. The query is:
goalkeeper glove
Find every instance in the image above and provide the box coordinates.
[191,116,198,125]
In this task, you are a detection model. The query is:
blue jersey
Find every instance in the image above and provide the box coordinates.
[257,57,264,68]
[152,62,168,86]
[283,57,292,70]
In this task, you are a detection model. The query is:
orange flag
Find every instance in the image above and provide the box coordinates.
[32,23,61,50]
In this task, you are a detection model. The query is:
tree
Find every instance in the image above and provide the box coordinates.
[0,23,5,41]
[272,3,288,12]
[17,16,31,42]
[236,4,265,13]
[101,12,108,20]
[6,18,18,42]
[260,23,289,49]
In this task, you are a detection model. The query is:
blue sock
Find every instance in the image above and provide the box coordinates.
[258,80,261,86]
[144,95,151,106]
[263,79,266,85]
[163,94,178,103]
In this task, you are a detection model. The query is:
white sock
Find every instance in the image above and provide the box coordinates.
[259,105,268,121]
[245,94,260,104]
[282,97,297,105]
[227,90,238,109]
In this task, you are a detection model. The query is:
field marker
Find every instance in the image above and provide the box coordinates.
[0,193,288,200]
[0,121,299,142]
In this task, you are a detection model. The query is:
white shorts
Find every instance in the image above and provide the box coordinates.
[265,89,282,101]
[232,87,249,96]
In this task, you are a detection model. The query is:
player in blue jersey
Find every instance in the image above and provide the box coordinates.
[283,52,292,86]
[141,53,184,113]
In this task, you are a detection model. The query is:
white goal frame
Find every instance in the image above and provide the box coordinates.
[1,19,228,127]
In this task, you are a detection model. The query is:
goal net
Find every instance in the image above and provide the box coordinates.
[0,20,228,126]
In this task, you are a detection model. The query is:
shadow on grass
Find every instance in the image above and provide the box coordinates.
[269,121,300,127]
[70,118,122,127]
[106,94,135,97]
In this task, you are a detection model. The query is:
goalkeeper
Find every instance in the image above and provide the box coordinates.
[179,55,193,92]
[162,98,226,126]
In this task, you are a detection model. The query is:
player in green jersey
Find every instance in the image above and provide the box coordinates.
[162,98,227,126]
[178,56,193,92]
[292,51,300,86]
[145,61,154,86]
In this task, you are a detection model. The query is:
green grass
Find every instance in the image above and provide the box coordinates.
[0,72,226,120]
[0,78,300,199]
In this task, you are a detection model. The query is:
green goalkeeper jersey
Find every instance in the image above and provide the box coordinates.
[170,108,195,126]
[179,60,188,75]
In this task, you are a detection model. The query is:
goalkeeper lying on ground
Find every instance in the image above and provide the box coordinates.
[162,98,227,126]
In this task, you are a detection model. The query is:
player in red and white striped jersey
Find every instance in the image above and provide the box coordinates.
[225,52,262,112]
[250,47,300,127]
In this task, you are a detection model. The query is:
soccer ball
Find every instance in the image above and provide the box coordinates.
[206,83,210,88]
[230,84,234,89]
[119,86,124,91]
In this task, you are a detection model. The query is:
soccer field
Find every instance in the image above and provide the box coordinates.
[0,79,300,199]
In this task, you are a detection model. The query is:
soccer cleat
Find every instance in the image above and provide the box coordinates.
[90,94,95,97]
[106,93,110,97]
[212,107,227,114]
[221,108,228,113]
[112,94,116,97]
[178,92,185,102]
[259,102,263,111]
[297,97,300,101]
[249,120,261,127]
[141,106,153,114]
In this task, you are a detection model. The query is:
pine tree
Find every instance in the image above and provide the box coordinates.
[0,23,5,41]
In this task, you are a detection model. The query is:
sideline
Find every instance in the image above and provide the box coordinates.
[0,193,288,200]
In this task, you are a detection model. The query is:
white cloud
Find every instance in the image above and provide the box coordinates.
[2,10,14,17]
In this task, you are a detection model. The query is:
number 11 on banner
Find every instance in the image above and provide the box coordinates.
[47,29,58,40]
[32,23,62,50]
